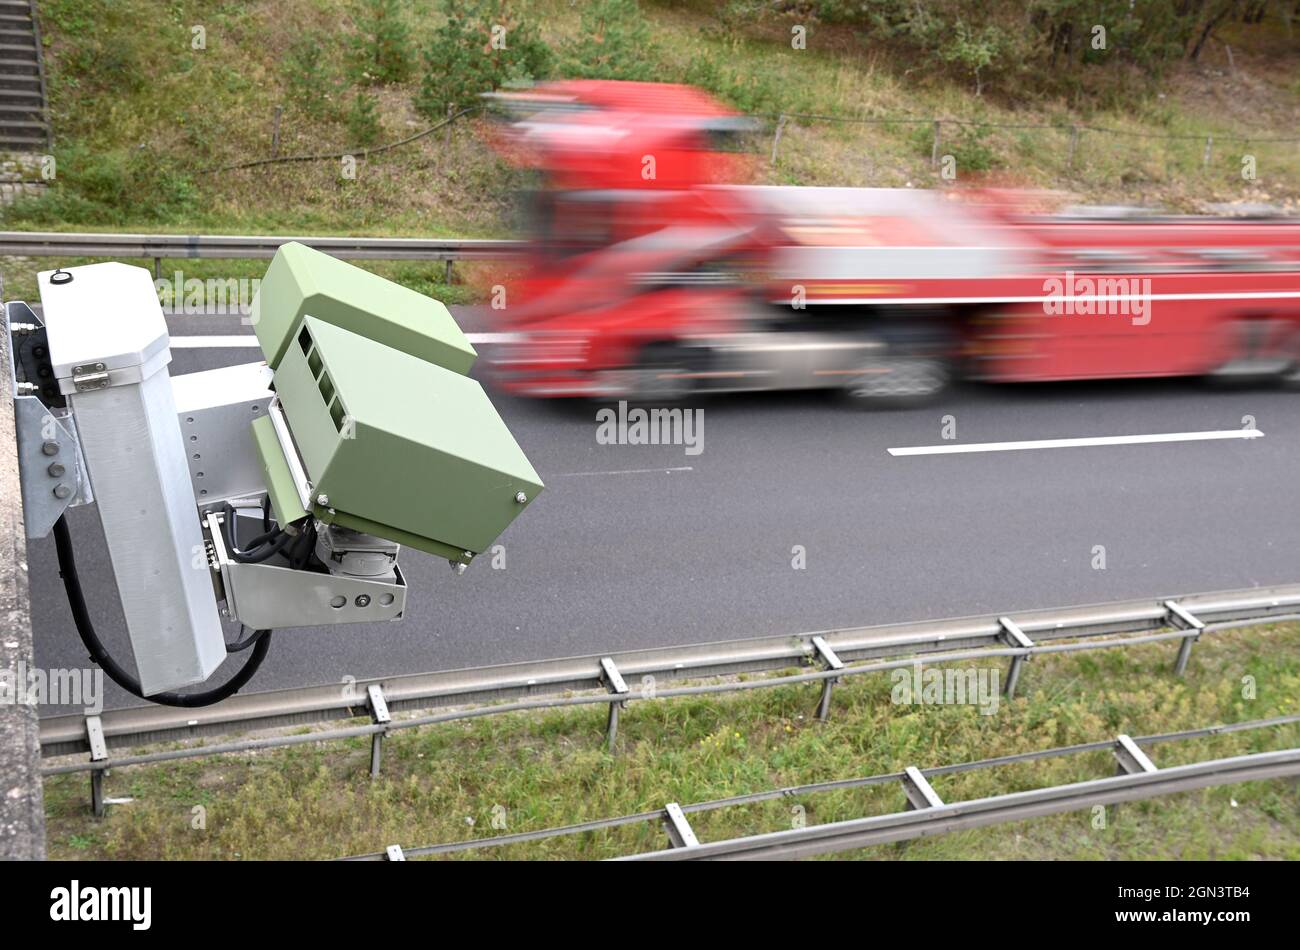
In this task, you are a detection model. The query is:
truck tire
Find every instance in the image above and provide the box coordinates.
[609,342,694,402]
[842,356,951,409]
[1280,330,1300,390]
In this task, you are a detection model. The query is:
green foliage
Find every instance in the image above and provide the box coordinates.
[350,0,414,84]
[559,0,658,81]
[413,0,551,121]
[809,0,1272,96]
[683,55,787,114]
[284,30,345,119]
[346,89,383,146]
[4,144,196,227]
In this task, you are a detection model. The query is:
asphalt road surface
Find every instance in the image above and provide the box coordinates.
[25,309,1300,711]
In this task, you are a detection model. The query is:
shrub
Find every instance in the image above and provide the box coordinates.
[559,0,657,81]
[413,0,551,121]
[350,0,414,84]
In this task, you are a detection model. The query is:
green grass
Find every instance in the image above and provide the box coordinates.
[1,1,1296,306]
[41,622,1300,860]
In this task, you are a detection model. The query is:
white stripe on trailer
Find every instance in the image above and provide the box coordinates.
[888,428,1264,457]
[778,290,1300,306]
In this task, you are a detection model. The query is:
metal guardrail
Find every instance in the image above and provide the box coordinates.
[0,230,523,280]
[38,585,1300,797]
[343,714,1300,860]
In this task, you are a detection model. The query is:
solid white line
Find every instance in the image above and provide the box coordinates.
[888,429,1264,456]
[171,335,260,348]
[169,331,514,349]
[548,466,695,477]
[781,291,1300,306]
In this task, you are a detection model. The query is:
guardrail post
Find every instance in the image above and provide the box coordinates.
[444,259,453,285]
[1067,125,1080,170]
[86,715,109,817]
[663,802,700,849]
[1113,734,1158,776]
[600,657,629,754]
[998,617,1034,700]
[367,684,391,779]
[811,636,843,721]
[1164,600,1205,676]
[900,766,944,811]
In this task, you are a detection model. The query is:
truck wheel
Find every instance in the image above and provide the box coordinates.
[603,342,693,402]
[843,357,950,409]
[1280,330,1300,390]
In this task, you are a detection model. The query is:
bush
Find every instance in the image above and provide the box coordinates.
[413,0,551,121]
[2,144,196,227]
[350,0,414,84]
[346,90,383,147]
[284,30,344,119]
[559,0,658,81]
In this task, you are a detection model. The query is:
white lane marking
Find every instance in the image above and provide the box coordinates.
[171,335,260,348]
[548,466,694,477]
[169,331,516,349]
[888,429,1264,456]
[777,291,1300,306]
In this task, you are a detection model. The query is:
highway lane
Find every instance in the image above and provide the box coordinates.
[24,315,1300,711]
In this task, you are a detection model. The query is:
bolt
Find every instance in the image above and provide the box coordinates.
[316,493,329,507]
[47,461,65,477]
[355,594,371,608]
[52,484,72,499]
[515,491,527,504]
[41,440,58,456]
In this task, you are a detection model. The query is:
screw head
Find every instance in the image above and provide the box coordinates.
[41,440,59,456]
[316,493,329,507]
[47,461,65,477]
[515,491,527,504]
[52,484,72,499]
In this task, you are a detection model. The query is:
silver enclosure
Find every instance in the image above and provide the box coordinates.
[39,262,226,695]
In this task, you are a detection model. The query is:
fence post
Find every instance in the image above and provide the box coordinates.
[271,105,283,159]
[1203,135,1213,169]
[931,120,942,167]
[0,300,47,858]
[1067,126,1080,170]
[770,113,787,167]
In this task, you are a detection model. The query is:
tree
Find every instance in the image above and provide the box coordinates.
[413,0,551,121]
[560,0,658,81]
[352,0,414,84]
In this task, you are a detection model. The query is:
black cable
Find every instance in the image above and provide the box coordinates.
[226,626,269,653]
[220,502,293,563]
[53,516,273,708]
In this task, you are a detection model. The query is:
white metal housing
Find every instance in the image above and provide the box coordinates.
[40,263,226,695]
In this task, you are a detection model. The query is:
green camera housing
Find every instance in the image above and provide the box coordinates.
[250,245,541,563]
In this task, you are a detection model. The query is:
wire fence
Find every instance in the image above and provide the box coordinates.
[180,98,1298,195]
